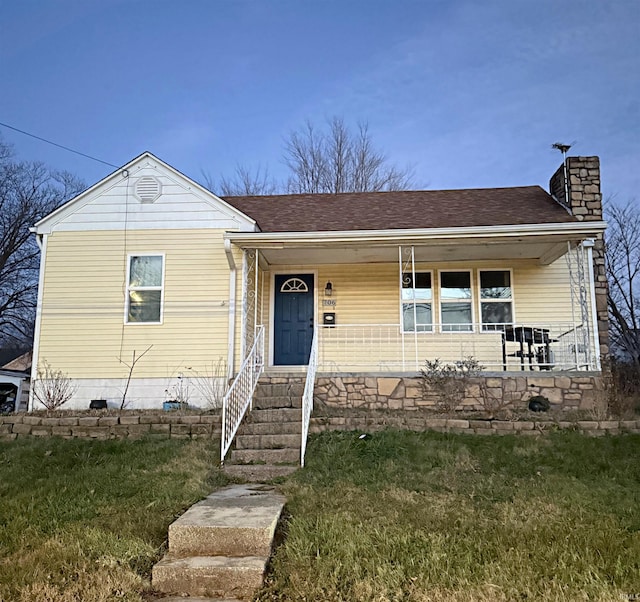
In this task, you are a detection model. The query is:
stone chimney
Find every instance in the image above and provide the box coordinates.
[549,156,609,363]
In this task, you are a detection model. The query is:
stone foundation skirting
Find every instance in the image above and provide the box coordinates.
[0,412,222,440]
[314,372,604,411]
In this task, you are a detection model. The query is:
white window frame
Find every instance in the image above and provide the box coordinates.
[438,269,474,332]
[477,268,515,332]
[401,270,434,333]
[125,253,165,325]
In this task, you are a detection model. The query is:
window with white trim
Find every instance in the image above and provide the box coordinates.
[479,270,513,331]
[126,255,164,323]
[440,271,473,331]
[402,272,433,332]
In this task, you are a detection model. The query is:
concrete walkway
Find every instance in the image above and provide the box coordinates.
[153,484,286,601]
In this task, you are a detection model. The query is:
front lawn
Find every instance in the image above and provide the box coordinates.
[0,437,228,601]
[262,430,640,602]
[1,431,638,601]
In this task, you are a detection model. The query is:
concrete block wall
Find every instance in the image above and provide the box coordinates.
[310,414,640,437]
[0,412,222,440]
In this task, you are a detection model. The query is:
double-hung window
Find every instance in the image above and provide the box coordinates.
[479,269,513,331]
[440,271,473,331]
[402,272,433,332]
[126,255,164,323]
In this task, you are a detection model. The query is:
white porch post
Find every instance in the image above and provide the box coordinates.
[565,240,594,370]
[241,249,258,362]
[399,245,418,371]
[584,239,602,370]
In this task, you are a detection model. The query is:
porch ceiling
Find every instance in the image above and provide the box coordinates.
[226,224,605,266]
[255,241,569,265]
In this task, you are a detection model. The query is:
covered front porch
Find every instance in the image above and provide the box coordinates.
[221,223,606,465]
[227,222,604,376]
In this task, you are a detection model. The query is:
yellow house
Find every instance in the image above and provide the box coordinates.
[30,152,607,425]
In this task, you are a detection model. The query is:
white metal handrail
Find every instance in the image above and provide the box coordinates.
[301,327,318,467]
[220,325,264,464]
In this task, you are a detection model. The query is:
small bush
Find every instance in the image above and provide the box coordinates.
[420,356,510,414]
[31,360,76,411]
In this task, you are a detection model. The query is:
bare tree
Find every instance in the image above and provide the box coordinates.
[0,137,84,345]
[201,164,279,196]
[284,117,414,194]
[605,201,640,373]
[119,345,153,410]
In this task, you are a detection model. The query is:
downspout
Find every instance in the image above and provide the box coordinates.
[224,239,237,382]
[583,239,602,370]
[28,232,47,412]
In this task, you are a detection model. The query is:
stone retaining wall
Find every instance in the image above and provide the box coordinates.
[315,373,603,411]
[0,409,637,442]
[0,412,222,440]
[310,415,640,437]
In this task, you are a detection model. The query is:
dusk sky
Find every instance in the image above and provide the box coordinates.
[1,0,638,203]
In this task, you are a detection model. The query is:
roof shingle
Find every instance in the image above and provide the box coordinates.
[223,186,575,233]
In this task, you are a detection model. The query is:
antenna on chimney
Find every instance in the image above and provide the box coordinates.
[552,142,571,154]
[552,142,572,207]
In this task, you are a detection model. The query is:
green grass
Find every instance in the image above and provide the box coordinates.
[260,430,640,602]
[2,431,639,601]
[0,436,229,601]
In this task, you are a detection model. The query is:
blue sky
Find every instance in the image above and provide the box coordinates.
[1,0,638,202]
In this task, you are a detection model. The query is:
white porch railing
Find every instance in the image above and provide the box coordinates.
[220,325,264,464]
[317,322,596,372]
[301,327,318,467]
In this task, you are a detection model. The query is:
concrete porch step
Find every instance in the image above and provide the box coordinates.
[255,382,305,398]
[167,484,286,557]
[152,555,266,600]
[152,484,286,600]
[253,396,302,409]
[239,420,302,435]
[247,408,301,423]
[229,447,300,465]
[235,433,301,450]
[222,464,298,482]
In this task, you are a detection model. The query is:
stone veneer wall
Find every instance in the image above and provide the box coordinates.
[314,373,603,411]
[549,155,609,361]
[0,412,221,440]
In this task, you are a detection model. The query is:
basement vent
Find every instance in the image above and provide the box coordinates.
[134,176,162,203]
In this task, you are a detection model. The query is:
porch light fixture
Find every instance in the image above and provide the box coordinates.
[324,281,333,296]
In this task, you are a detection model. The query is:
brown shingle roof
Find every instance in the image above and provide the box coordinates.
[223,186,575,233]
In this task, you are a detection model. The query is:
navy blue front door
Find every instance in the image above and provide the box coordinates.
[274,274,314,365]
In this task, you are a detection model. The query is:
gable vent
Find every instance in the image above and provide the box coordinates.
[134,176,162,203]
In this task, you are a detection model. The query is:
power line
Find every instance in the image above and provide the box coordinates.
[0,120,118,168]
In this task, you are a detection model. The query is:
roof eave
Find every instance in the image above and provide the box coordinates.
[224,221,607,248]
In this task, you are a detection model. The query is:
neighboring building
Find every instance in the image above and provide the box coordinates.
[29,153,607,411]
[1,351,31,412]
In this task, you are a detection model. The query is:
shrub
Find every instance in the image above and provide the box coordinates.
[420,356,510,414]
[31,361,77,411]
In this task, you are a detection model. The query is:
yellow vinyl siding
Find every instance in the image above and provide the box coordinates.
[37,229,231,379]
[513,258,576,324]
[263,260,578,329]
